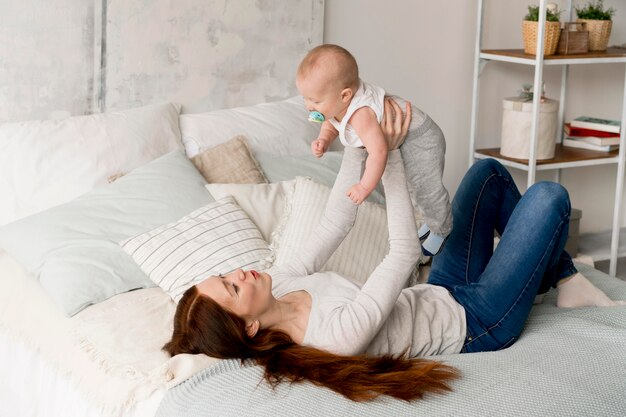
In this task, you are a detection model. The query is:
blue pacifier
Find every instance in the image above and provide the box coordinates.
[308,111,325,123]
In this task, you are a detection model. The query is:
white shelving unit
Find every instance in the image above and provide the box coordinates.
[469,0,626,277]
[578,228,626,263]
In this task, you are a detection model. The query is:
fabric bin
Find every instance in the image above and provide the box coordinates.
[500,97,559,160]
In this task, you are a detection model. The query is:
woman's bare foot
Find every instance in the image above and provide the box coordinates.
[556,273,626,308]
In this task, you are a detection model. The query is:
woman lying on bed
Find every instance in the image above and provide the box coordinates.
[164,98,624,402]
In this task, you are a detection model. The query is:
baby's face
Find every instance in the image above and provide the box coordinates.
[296,72,349,122]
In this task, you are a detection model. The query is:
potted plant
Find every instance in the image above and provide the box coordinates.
[522,3,562,55]
[575,0,616,51]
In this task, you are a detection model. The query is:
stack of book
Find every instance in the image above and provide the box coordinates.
[562,116,621,152]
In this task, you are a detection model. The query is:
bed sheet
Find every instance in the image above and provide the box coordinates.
[157,263,626,417]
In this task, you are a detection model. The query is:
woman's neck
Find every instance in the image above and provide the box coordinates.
[265,292,311,343]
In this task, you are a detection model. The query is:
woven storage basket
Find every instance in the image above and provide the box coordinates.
[522,20,561,55]
[577,19,612,51]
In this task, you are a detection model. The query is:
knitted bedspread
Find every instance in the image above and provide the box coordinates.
[157,264,626,417]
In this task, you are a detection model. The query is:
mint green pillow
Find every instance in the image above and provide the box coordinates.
[0,150,211,316]
[255,151,385,205]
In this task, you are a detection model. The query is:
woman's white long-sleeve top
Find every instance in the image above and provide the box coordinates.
[267,148,465,357]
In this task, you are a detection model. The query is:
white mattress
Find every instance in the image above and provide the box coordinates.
[0,331,163,417]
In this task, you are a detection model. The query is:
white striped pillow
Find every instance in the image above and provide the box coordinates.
[271,177,425,285]
[121,196,270,302]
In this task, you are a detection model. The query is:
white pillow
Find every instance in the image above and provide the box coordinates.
[206,180,296,244]
[0,102,182,226]
[180,96,341,158]
[120,196,270,302]
[271,177,427,285]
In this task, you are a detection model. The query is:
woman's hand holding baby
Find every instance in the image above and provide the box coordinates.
[381,97,412,150]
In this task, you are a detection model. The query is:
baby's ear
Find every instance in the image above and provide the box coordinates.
[341,87,353,102]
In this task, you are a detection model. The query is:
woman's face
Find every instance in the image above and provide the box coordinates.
[195,269,273,321]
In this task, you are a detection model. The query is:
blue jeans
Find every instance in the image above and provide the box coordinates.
[428,159,577,353]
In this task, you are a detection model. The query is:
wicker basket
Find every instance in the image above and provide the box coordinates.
[522,20,561,55]
[577,19,612,51]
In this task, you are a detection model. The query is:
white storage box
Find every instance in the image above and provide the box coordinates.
[500,97,559,160]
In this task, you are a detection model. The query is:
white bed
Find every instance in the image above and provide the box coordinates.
[0,331,163,417]
[1,97,625,417]
[0,96,343,416]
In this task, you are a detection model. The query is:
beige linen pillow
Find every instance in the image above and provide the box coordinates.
[206,180,296,244]
[191,136,267,184]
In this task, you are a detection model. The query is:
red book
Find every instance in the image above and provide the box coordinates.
[564,123,619,138]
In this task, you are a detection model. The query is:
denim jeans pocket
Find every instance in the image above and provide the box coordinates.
[463,330,517,353]
[462,308,520,353]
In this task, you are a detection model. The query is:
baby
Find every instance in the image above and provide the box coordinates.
[296,44,452,256]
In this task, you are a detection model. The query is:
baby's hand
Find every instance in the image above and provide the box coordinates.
[347,183,371,205]
[311,139,328,158]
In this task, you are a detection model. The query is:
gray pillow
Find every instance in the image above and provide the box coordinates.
[0,150,211,316]
[255,151,385,205]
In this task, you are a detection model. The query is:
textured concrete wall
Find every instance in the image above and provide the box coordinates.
[105,0,324,113]
[0,0,96,122]
[0,0,323,122]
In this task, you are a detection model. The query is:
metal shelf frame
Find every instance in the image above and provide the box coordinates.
[473,151,619,171]
[479,51,626,66]
[469,0,626,277]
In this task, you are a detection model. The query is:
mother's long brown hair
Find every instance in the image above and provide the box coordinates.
[164,285,460,402]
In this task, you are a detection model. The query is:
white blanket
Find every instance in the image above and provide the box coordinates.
[0,250,215,416]
[157,262,626,417]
